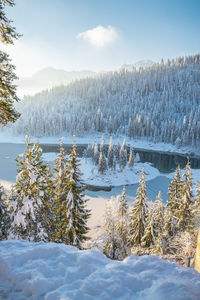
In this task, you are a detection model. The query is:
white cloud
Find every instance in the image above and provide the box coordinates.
[77,25,118,47]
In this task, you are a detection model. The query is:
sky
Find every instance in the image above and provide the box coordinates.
[2,0,200,77]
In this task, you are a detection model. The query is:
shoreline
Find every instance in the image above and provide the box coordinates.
[0,132,199,157]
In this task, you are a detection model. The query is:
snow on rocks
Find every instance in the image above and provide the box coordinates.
[0,240,200,300]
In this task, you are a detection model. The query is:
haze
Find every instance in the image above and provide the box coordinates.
[2,0,200,78]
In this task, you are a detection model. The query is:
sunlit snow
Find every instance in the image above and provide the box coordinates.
[0,240,200,300]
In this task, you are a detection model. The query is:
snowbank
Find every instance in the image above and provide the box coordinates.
[0,240,200,300]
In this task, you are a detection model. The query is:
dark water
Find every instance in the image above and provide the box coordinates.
[41,143,200,173]
[0,143,199,202]
[135,149,200,173]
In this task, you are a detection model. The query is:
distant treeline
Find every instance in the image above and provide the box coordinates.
[11,54,200,148]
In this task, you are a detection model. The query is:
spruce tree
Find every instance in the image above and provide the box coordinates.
[119,139,127,170]
[163,206,177,237]
[151,192,165,254]
[9,137,53,242]
[100,135,105,155]
[113,155,116,171]
[93,143,99,165]
[193,181,200,219]
[135,152,140,163]
[141,202,156,248]
[83,144,93,158]
[108,137,114,169]
[0,0,21,125]
[65,139,90,249]
[153,231,164,255]
[117,186,130,259]
[153,191,164,235]
[128,148,134,169]
[118,186,128,217]
[52,138,70,243]
[115,139,121,162]
[196,181,200,203]
[177,160,194,230]
[167,165,184,214]
[98,151,107,174]
[130,170,148,245]
[128,118,133,138]
[0,184,9,240]
[103,197,120,259]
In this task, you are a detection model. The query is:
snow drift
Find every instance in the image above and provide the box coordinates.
[0,240,200,300]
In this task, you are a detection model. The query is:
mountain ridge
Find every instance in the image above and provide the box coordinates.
[17,59,156,96]
[13,54,200,149]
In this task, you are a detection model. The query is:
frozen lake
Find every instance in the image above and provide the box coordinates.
[0,142,200,202]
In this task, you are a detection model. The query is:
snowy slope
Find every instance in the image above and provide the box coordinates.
[0,240,200,300]
[17,67,96,97]
[5,54,200,149]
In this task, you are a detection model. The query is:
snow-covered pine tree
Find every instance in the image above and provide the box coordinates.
[119,139,127,170]
[176,160,194,231]
[103,197,120,259]
[141,202,156,248]
[65,139,90,249]
[0,0,21,126]
[115,139,121,162]
[129,170,148,245]
[52,138,70,244]
[108,137,114,169]
[108,115,113,134]
[93,143,99,165]
[167,165,184,215]
[118,186,128,217]
[113,155,116,171]
[193,181,200,221]
[196,181,200,202]
[0,184,9,240]
[153,230,166,256]
[100,135,105,155]
[175,137,182,149]
[9,137,53,242]
[163,206,177,237]
[128,118,133,138]
[150,192,166,255]
[83,144,93,158]
[98,151,107,174]
[7,186,17,238]
[128,148,134,169]
[153,191,164,236]
[117,186,130,259]
[134,152,140,163]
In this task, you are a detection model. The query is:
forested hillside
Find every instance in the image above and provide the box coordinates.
[12,54,200,147]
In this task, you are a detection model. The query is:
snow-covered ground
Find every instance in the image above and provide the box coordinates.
[42,152,160,187]
[0,131,199,156]
[0,240,200,300]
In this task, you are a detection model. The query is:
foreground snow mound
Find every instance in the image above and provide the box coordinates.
[0,240,200,300]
